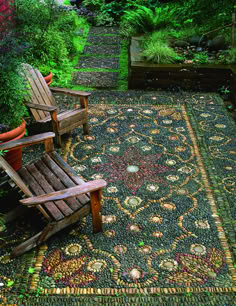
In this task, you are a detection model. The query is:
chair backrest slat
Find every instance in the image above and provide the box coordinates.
[22,64,56,121]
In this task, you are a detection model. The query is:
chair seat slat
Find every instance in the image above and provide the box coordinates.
[35,159,81,212]
[42,154,89,205]
[26,163,73,218]
[18,167,63,221]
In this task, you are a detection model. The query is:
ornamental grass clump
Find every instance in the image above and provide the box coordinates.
[142,41,178,64]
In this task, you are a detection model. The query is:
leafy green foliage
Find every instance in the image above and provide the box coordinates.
[121,5,177,36]
[224,48,236,64]
[0,32,29,129]
[191,51,209,64]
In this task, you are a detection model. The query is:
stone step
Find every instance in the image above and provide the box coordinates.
[83,45,121,56]
[73,71,119,88]
[76,57,120,69]
[89,26,120,35]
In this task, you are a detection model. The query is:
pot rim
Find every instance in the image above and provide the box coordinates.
[0,120,26,142]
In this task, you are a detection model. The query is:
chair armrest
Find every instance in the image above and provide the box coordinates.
[19,179,107,206]
[25,102,58,112]
[50,87,91,97]
[0,132,55,151]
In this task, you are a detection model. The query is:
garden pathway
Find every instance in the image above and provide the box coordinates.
[73,26,121,89]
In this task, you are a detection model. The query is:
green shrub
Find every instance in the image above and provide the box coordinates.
[225,48,236,64]
[54,11,77,55]
[83,0,104,11]
[95,11,114,26]
[142,41,178,64]
[0,33,28,129]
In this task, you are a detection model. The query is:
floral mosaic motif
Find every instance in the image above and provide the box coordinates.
[146,184,159,192]
[178,166,193,174]
[93,146,172,194]
[126,136,141,143]
[167,248,225,285]
[90,117,98,123]
[43,249,96,287]
[160,259,178,271]
[64,244,82,256]
[122,266,147,283]
[209,136,224,141]
[190,244,206,256]
[141,145,152,151]
[107,186,118,193]
[150,214,163,224]
[91,173,103,180]
[127,223,142,233]
[109,146,120,152]
[91,157,102,163]
[152,231,163,238]
[73,165,86,172]
[107,127,118,133]
[87,260,107,272]
[102,215,116,223]
[195,220,210,229]
[124,196,142,208]
[143,109,153,114]
[139,245,152,254]
[114,245,127,255]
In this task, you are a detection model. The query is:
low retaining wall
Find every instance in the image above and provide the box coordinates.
[128,37,236,104]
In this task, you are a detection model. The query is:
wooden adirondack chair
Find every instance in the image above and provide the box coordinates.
[22,63,90,147]
[0,132,106,258]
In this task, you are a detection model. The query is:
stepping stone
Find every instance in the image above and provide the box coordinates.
[76,57,120,69]
[83,45,120,55]
[73,72,119,88]
[87,35,121,45]
[89,27,120,35]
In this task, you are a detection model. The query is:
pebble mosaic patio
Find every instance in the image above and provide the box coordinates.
[0,92,235,305]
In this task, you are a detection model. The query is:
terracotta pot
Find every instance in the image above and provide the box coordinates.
[0,120,26,171]
[44,72,53,85]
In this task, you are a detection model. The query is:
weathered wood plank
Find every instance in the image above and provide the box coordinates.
[58,109,86,131]
[20,180,107,205]
[35,159,80,212]
[0,132,55,152]
[90,189,102,233]
[25,102,57,112]
[50,87,91,97]
[50,152,86,186]
[18,166,63,221]
[43,154,89,205]
[26,163,73,218]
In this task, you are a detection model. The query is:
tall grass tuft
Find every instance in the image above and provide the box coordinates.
[142,41,178,64]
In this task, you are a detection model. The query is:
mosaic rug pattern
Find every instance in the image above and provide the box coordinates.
[0,95,236,304]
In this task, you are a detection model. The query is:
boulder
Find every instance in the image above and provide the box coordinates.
[208,36,227,51]
[189,36,207,46]
[174,40,189,48]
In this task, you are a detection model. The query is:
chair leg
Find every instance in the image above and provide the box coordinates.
[90,189,103,233]
[56,135,62,147]
[83,123,89,135]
